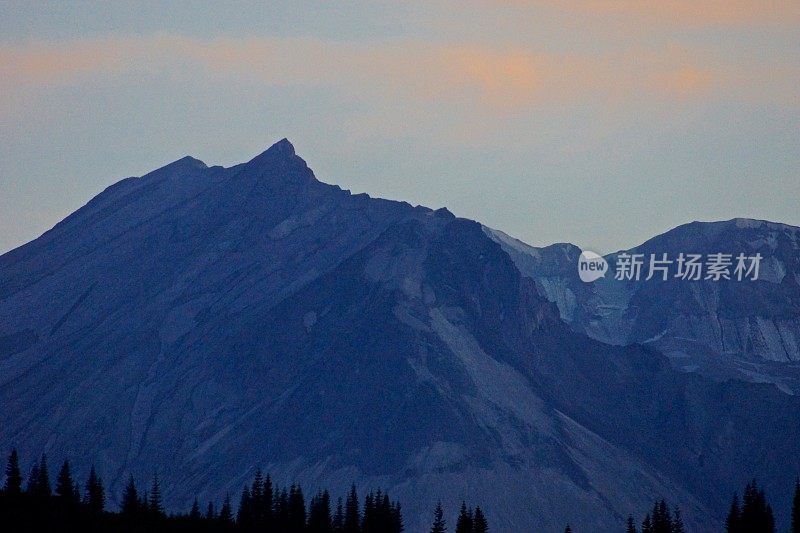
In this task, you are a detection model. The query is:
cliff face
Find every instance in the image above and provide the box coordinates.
[488,219,800,393]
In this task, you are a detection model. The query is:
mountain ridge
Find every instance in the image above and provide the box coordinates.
[488,210,800,394]
[1,139,799,532]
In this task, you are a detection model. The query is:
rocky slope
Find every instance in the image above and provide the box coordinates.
[1,140,799,531]
[488,220,800,393]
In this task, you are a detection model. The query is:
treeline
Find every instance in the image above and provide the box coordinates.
[427,501,488,533]
[0,449,489,532]
[9,446,799,533]
[723,479,795,533]
[564,478,800,533]
[622,499,686,533]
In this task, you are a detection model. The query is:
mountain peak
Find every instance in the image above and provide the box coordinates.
[268,137,295,156]
[138,155,206,183]
[164,155,207,171]
[249,138,296,163]
[240,137,320,188]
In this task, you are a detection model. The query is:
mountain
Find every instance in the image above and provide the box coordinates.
[488,219,800,393]
[1,140,799,532]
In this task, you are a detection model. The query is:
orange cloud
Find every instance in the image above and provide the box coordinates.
[0,34,793,117]
[652,66,715,98]
[0,35,185,87]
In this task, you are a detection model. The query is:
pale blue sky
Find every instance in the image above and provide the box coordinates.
[1,1,798,254]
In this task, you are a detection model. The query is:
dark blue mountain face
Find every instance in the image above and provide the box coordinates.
[1,140,798,532]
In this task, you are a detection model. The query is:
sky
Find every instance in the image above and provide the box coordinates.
[1,1,798,254]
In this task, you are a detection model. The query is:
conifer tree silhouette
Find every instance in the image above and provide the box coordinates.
[55,459,76,503]
[148,473,164,516]
[263,473,274,527]
[35,454,51,498]
[251,468,264,526]
[309,489,333,533]
[362,491,375,533]
[288,484,307,532]
[343,484,360,533]
[332,496,345,532]
[275,487,290,530]
[430,501,446,533]
[473,506,488,533]
[392,501,404,533]
[206,501,215,521]
[84,465,104,514]
[792,477,800,533]
[456,501,473,533]
[651,499,672,533]
[726,492,741,533]
[641,513,653,533]
[237,485,252,527]
[121,474,139,516]
[219,493,234,524]
[740,480,775,532]
[3,449,22,495]
[189,497,201,520]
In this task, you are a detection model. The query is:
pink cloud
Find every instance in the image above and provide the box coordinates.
[0,34,794,117]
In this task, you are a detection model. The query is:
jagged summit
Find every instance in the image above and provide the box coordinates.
[269,137,296,155]
[143,139,297,179]
[237,137,318,188]
[247,137,299,164]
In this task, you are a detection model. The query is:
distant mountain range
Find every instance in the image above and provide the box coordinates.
[487,218,800,394]
[1,140,798,532]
